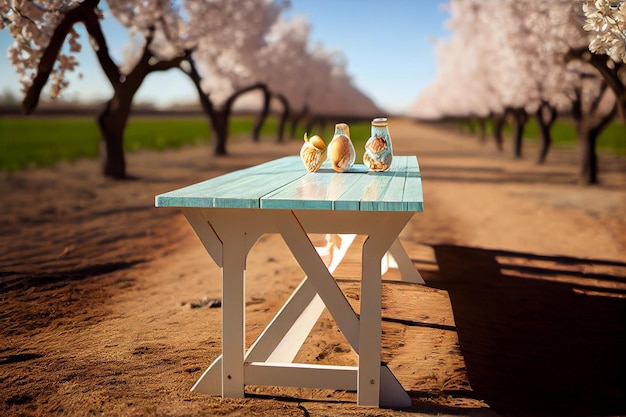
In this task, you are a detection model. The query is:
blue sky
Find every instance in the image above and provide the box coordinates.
[0,1,449,114]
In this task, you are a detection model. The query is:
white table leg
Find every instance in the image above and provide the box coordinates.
[359,238,383,406]
[358,215,413,406]
[221,231,247,398]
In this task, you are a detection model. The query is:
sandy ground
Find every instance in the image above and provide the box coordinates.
[1,118,625,417]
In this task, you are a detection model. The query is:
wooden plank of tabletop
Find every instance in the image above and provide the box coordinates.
[156,155,423,212]
[209,158,305,208]
[359,157,409,212]
[260,162,366,210]
[155,157,305,208]
[403,157,424,212]
[334,157,410,211]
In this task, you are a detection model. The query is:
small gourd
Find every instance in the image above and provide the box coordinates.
[300,132,327,172]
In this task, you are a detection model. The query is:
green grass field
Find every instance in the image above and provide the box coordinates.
[0,116,208,171]
[0,116,286,171]
[1,115,622,172]
[0,115,373,172]
[462,118,625,156]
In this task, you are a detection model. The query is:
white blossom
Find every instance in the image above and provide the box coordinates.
[583,0,626,63]
[1,0,377,114]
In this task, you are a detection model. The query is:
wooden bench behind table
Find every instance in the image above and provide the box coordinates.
[155,155,424,407]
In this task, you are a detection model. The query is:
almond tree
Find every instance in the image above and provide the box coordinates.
[1,0,190,178]
[408,0,618,184]
[504,0,617,177]
[483,0,535,158]
[559,0,619,184]
[174,0,287,155]
[171,0,377,153]
[508,1,579,163]
[306,46,380,118]
[193,9,379,148]
[408,1,505,145]
[2,0,381,169]
[580,0,625,120]
[247,15,310,143]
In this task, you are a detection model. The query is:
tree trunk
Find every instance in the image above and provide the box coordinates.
[215,83,268,155]
[571,85,617,185]
[252,86,270,142]
[305,117,316,136]
[211,108,230,156]
[511,107,528,159]
[97,94,132,179]
[493,113,506,152]
[578,123,599,185]
[275,94,290,143]
[536,101,557,164]
[578,111,616,184]
[182,56,266,156]
[93,47,182,178]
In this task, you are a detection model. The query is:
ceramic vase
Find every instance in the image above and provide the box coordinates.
[328,123,356,173]
[363,117,393,171]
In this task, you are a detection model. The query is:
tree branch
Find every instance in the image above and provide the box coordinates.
[148,56,185,72]
[81,2,122,87]
[22,0,101,114]
[590,81,608,115]
[567,47,624,96]
[223,82,267,111]
[182,52,216,117]
[567,46,625,121]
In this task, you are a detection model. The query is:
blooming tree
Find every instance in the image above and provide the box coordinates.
[188,6,378,149]
[174,0,287,154]
[506,0,588,163]
[408,0,619,184]
[251,15,312,141]
[1,0,379,175]
[580,0,626,120]
[584,0,626,63]
[1,0,191,178]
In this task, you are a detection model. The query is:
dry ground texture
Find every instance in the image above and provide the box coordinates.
[1,118,625,417]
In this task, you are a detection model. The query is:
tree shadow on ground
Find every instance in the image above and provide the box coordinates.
[425,244,626,416]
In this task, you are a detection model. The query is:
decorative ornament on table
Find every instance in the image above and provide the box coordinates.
[328,123,356,173]
[300,132,327,172]
[363,117,393,171]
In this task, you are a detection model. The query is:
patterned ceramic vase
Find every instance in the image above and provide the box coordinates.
[363,117,393,171]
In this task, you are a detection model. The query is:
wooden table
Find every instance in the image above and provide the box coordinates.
[155,155,424,407]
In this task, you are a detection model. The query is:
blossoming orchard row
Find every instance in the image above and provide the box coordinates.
[407,0,625,185]
[0,0,378,178]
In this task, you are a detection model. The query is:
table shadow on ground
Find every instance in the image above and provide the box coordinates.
[422,244,626,416]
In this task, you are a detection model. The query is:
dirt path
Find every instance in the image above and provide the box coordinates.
[1,119,625,417]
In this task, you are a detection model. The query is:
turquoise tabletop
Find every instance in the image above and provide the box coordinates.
[155,155,423,212]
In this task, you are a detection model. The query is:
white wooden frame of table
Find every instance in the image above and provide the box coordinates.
[156,156,424,407]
